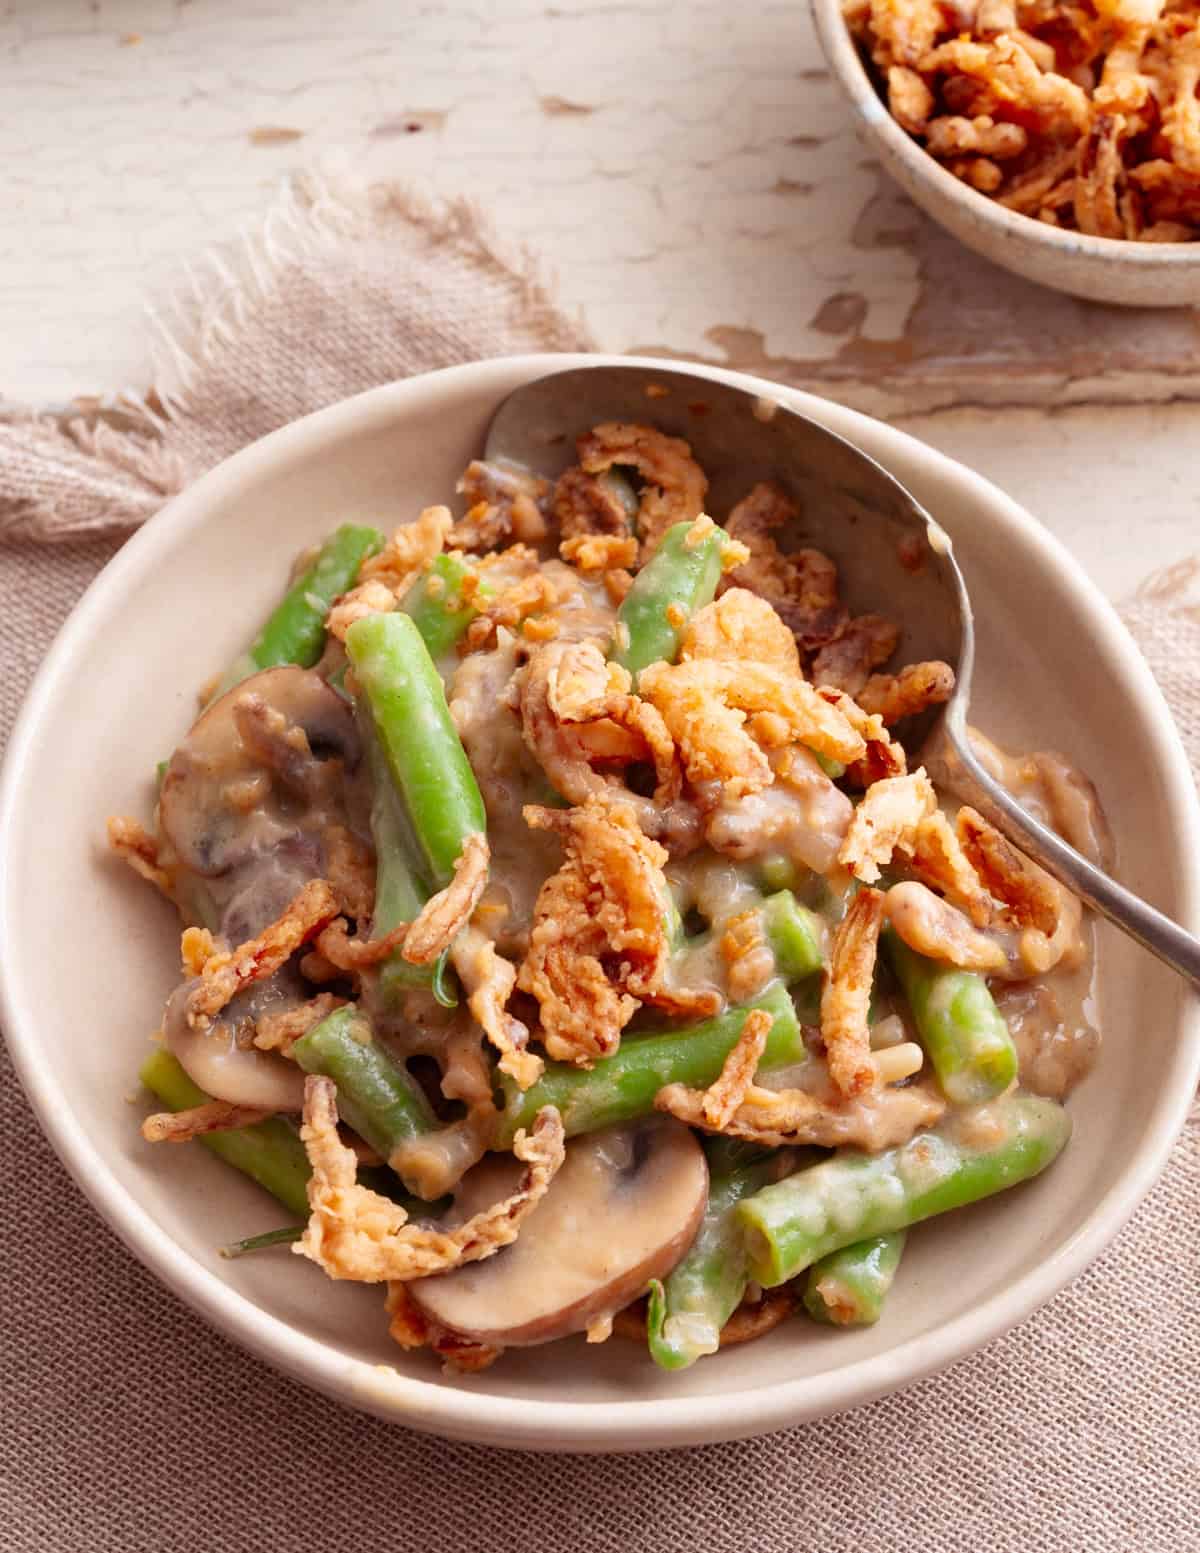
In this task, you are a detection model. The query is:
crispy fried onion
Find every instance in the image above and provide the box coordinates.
[559,532,639,572]
[956,805,1060,934]
[403,832,491,965]
[142,1097,272,1143]
[656,1074,945,1151]
[885,879,1008,972]
[821,886,886,1098]
[452,459,550,551]
[181,926,217,976]
[811,614,900,697]
[926,113,1028,158]
[639,658,865,800]
[719,912,778,1004]
[253,992,347,1055]
[997,146,1079,215]
[520,640,680,822]
[716,1288,800,1345]
[107,815,173,896]
[866,0,945,67]
[839,769,937,883]
[314,916,414,972]
[576,421,708,560]
[185,879,340,1032]
[295,1076,564,1282]
[321,823,376,921]
[919,37,1091,135]
[464,569,567,653]
[700,1008,774,1128]
[1074,112,1134,239]
[899,809,993,925]
[721,482,847,649]
[550,644,679,796]
[451,924,543,1090]
[889,63,935,131]
[315,836,490,972]
[327,505,452,640]
[518,799,718,1063]
[554,465,636,542]
[856,660,955,725]
[385,1282,502,1373]
[1161,20,1200,177]
[680,587,802,674]
[816,686,906,788]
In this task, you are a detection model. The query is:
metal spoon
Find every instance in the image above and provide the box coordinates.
[486,362,1200,989]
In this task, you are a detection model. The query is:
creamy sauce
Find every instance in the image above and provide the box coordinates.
[968,728,1113,868]
[448,635,562,944]
[968,728,1104,1098]
[705,754,852,874]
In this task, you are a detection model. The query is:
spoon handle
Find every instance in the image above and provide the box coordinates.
[939,725,1200,992]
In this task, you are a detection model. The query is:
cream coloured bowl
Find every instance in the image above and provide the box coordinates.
[2,354,1198,1451]
[810,0,1200,307]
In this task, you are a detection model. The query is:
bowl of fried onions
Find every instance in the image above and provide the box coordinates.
[813,0,1200,304]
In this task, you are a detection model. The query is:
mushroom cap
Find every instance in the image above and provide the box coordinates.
[408,1117,708,1348]
[163,975,307,1111]
[158,666,360,882]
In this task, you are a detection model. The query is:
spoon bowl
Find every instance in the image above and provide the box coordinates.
[487,363,1200,989]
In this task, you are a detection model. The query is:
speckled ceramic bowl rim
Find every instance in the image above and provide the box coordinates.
[810,0,1200,273]
[3,355,1199,1451]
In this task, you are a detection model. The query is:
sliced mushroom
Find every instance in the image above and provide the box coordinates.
[158,666,360,883]
[155,668,367,1107]
[407,1117,708,1347]
[163,973,307,1111]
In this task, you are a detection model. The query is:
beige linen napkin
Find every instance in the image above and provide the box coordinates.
[2,176,1197,1553]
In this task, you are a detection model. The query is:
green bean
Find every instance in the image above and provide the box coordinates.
[884,932,1018,1106]
[803,1231,907,1326]
[738,1093,1072,1287]
[219,1225,303,1259]
[215,523,383,696]
[647,1140,785,1370]
[494,982,804,1146]
[760,889,824,982]
[359,724,457,1008]
[401,552,490,659]
[345,612,487,890]
[142,1045,446,1221]
[291,1005,438,1193]
[139,1048,312,1218]
[611,519,727,680]
[758,855,805,894]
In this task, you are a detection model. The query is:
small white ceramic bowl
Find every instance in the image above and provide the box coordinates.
[2,355,1198,1452]
[810,0,1200,307]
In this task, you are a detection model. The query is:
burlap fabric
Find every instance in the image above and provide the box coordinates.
[2,178,1197,1552]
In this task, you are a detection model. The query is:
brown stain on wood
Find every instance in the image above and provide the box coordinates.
[540,95,596,116]
[370,111,449,137]
[809,292,870,335]
[248,126,305,146]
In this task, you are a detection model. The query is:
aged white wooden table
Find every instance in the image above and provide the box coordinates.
[1,0,1197,606]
